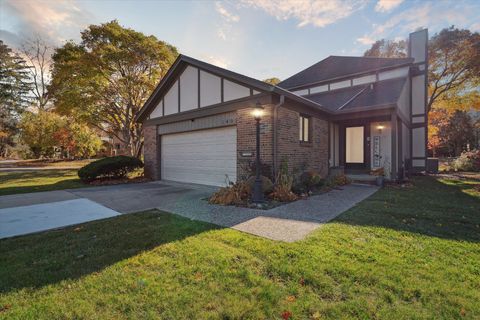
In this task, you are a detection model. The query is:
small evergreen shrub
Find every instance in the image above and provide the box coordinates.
[78,156,143,182]
[453,150,480,172]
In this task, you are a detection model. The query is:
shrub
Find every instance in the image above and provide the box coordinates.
[78,156,143,182]
[246,175,274,194]
[299,170,323,191]
[326,174,351,187]
[209,182,251,205]
[453,150,480,172]
[270,158,298,202]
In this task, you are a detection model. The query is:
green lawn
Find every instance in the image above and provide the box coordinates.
[0,170,88,196]
[1,176,479,319]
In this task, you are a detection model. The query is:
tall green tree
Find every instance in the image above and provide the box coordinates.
[363,39,407,58]
[428,27,480,111]
[19,111,65,158]
[263,77,281,85]
[50,20,178,157]
[364,27,480,112]
[0,40,31,157]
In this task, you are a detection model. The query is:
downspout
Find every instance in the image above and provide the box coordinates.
[273,95,285,179]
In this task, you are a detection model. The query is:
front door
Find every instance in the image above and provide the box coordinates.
[345,126,367,170]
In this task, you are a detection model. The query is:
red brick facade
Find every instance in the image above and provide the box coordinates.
[236,104,274,180]
[143,102,330,182]
[276,106,329,177]
[143,125,160,180]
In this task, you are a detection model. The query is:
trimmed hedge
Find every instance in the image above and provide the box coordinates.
[78,156,143,182]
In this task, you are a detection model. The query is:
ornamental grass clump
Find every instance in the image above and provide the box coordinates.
[208,181,251,206]
[270,159,298,202]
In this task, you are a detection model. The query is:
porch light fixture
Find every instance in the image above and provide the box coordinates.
[252,101,264,204]
[252,103,264,120]
[376,124,385,134]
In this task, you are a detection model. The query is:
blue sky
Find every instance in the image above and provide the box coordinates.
[1,0,479,80]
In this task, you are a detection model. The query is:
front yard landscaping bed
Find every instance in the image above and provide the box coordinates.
[1,176,479,319]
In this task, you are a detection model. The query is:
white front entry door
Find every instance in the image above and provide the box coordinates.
[161,126,237,186]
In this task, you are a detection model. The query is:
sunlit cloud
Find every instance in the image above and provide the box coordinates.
[357,2,479,46]
[215,2,240,23]
[201,54,231,69]
[1,0,93,48]
[240,0,367,28]
[375,0,404,13]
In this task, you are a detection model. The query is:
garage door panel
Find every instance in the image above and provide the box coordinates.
[161,126,237,186]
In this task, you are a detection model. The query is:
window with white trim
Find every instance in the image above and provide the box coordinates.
[299,115,311,142]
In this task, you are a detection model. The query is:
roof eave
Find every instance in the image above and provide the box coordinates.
[136,54,277,123]
[280,61,413,91]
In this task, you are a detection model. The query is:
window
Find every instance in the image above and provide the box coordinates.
[299,115,311,142]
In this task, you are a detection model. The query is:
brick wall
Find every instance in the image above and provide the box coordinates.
[276,106,329,178]
[143,124,160,180]
[236,104,274,180]
[142,102,329,182]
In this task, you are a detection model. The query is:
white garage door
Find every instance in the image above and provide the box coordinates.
[161,126,237,186]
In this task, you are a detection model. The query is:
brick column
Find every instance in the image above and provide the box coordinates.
[143,124,160,180]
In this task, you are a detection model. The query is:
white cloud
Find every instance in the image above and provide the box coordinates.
[215,2,240,23]
[375,0,403,13]
[201,55,230,69]
[217,28,227,40]
[240,0,367,28]
[356,36,375,45]
[358,2,479,46]
[1,0,93,48]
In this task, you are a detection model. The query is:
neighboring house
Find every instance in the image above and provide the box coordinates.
[136,29,428,187]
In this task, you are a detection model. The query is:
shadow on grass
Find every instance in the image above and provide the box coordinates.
[335,176,480,242]
[0,210,219,294]
[0,170,88,196]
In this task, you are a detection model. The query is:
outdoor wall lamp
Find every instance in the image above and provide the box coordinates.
[376,124,385,134]
[252,103,265,120]
[252,101,264,204]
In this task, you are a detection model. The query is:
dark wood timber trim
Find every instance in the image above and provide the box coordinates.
[286,61,413,91]
[220,78,224,103]
[197,68,201,108]
[331,107,394,121]
[144,94,273,126]
[177,77,181,113]
[391,112,398,180]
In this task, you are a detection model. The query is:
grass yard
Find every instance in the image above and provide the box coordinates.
[0,159,94,169]
[0,170,88,196]
[1,176,479,319]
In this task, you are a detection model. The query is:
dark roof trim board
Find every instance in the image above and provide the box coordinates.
[136,54,334,122]
[137,55,412,123]
[278,56,414,90]
[286,62,412,92]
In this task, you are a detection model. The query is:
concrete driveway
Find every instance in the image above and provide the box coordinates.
[0,181,378,241]
[0,182,209,239]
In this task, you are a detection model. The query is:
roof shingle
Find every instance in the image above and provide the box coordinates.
[278,56,413,89]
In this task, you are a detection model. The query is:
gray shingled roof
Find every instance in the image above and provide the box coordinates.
[278,56,413,89]
[305,77,407,112]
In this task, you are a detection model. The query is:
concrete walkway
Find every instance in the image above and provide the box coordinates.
[0,181,378,242]
[153,182,379,242]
